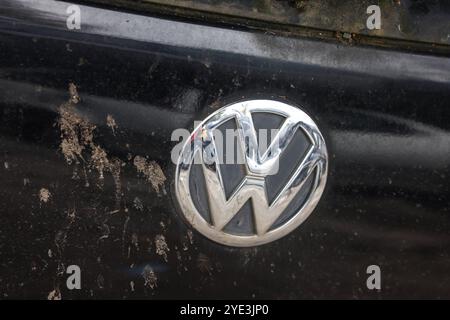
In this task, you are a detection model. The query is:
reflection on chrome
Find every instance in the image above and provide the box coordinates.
[175,100,328,247]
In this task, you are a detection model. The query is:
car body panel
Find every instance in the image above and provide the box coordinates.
[0,0,449,299]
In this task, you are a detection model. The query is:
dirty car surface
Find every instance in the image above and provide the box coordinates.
[0,0,450,299]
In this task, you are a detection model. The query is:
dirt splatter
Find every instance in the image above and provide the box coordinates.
[155,234,169,262]
[53,83,174,296]
[106,114,117,135]
[78,57,87,66]
[58,83,94,166]
[133,156,166,193]
[57,83,123,205]
[47,288,61,300]
[197,253,213,275]
[53,83,137,295]
[97,274,105,289]
[289,0,309,11]
[109,159,123,208]
[133,197,143,211]
[90,145,109,180]
[142,265,157,289]
[68,82,79,103]
[39,188,51,203]
[335,31,355,45]
[131,232,139,250]
[187,230,194,245]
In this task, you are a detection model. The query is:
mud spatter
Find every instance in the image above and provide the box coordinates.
[106,114,117,135]
[133,156,166,193]
[142,265,157,289]
[47,288,61,300]
[155,234,170,262]
[39,188,51,203]
[57,83,123,199]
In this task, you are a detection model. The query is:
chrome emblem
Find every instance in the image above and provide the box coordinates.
[175,100,328,247]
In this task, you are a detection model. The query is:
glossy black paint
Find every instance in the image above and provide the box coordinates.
[0,1,449,299]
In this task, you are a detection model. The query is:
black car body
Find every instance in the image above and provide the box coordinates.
[0,0,449,299]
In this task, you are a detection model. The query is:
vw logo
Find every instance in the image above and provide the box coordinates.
[175,100,328,247]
